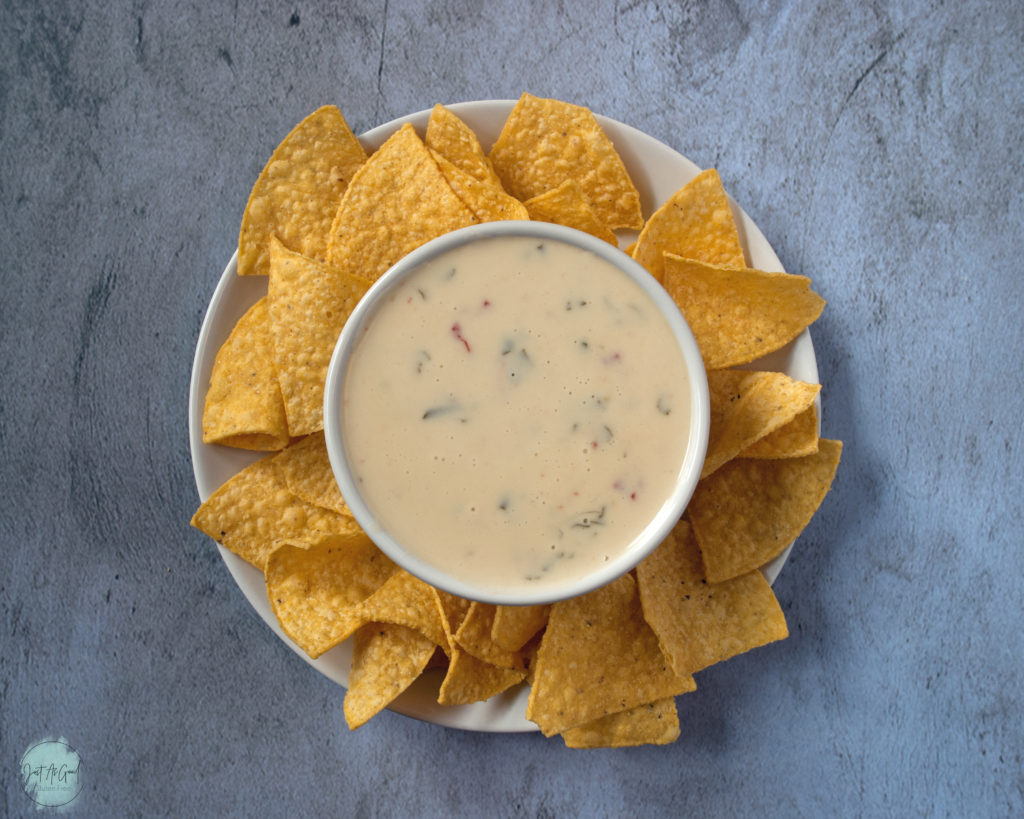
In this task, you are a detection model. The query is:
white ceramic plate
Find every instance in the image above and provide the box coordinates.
[188,100,818,732]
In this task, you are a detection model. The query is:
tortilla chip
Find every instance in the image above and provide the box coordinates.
[703,370,821,478]
[438,650,527,706]
[663,253,826,370]
[190,455,357,570]
[275,431,350,516]
[561,697,680,749]
[491,604,551,652]
[636,521,788,675]
[344,623,436,729]
[432,589,474,653]
[523,180,618,245]
[454,603,525,669]
[526,574,696,736]
[430,148,529,222]
[238,105,366,276]
[325,124,477,281]
[741,405,819,459]
[425,103,503,187]
[202,298,290,451]
[632,168,745,282]
[265,532,398,657]
[268,238,372,436]
[489,93,643,230]
[689,439,843,582]
[359,571,448,651]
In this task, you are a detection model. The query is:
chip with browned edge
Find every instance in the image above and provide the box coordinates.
[238,105,366,277]
[632,168,745,282]
[637,520,788,675]
[561,697,680,749]
[202,297,289,451]
[526,574,695,736]
[325,124,477,281]
[268,238,372,436]
[689,439,843,582]
[703,370,821,478]
[489,93,643,230]
[663,253,826,370]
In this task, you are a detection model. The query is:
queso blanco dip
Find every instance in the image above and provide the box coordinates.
[341,235,692,594]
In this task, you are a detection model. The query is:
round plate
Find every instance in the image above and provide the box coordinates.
[188,100,818,732]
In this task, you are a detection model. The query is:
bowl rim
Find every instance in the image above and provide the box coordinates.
[323,220,710,605]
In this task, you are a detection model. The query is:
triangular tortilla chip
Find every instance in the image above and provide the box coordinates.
[265,532,398,657]
[268,238,372,436]
[523,180,618,245]
[688,439,843,581]
[190,455,357,570]
[740,404,819,459]
[526,574,695,736]
[430,148,529,222]
[437,650,526,706]
[636,521,788,675]
[202,297,289,450]
[454,603,525,669]
[561,697,680,748]
[663,253,826,370]
[425,103,502,187]
[344,623,436,729]
[275,431,351,516]
[491,604,551,652]
[325,124,477,280]
[703,370,821,478]
[632,168,745,282]
[238,105,366,276]
[489,93,643,230]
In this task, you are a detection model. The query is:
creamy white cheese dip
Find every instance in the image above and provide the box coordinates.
[341,235,692,594]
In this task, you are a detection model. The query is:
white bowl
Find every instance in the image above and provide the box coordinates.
[323,220,710,605]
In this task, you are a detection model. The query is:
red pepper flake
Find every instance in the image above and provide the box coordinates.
[603,352,622,365]
[451,323,471,352]
[630,492,637,500]
[482,299,491,307]
[590,441,599,449]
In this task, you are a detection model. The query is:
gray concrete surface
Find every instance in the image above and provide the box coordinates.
[2,1,1021,815]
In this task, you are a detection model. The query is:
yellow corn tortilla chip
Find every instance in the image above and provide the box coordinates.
[275,431,350,516]
[424,103,503,187]
[491,604,551,652]
[703,370,821,478]
[526,574,696,736]
[238,105,367,276]
[689,439,843,582]
[454,603,525,670]
[190,455,357,570]
[437,649,527,706]
[523,180,618,245]
[325,124,478,281]
[430,148,529,222]
[636,521,788,676]
[344,622,436,729]
[432,589,473,653]
[561,697,680,749]
[663,253,826,370]
[489,93,643,230]
[741,404,819,459]
[268,238,372,436]
[202,297,290,451]
[632,168,745,282]
[359,571,448,652]
[265,532,398,658]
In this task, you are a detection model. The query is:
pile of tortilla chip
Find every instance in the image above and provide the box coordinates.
[192,94,842,747]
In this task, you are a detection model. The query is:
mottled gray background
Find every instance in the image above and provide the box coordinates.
[2,1,1021,816]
